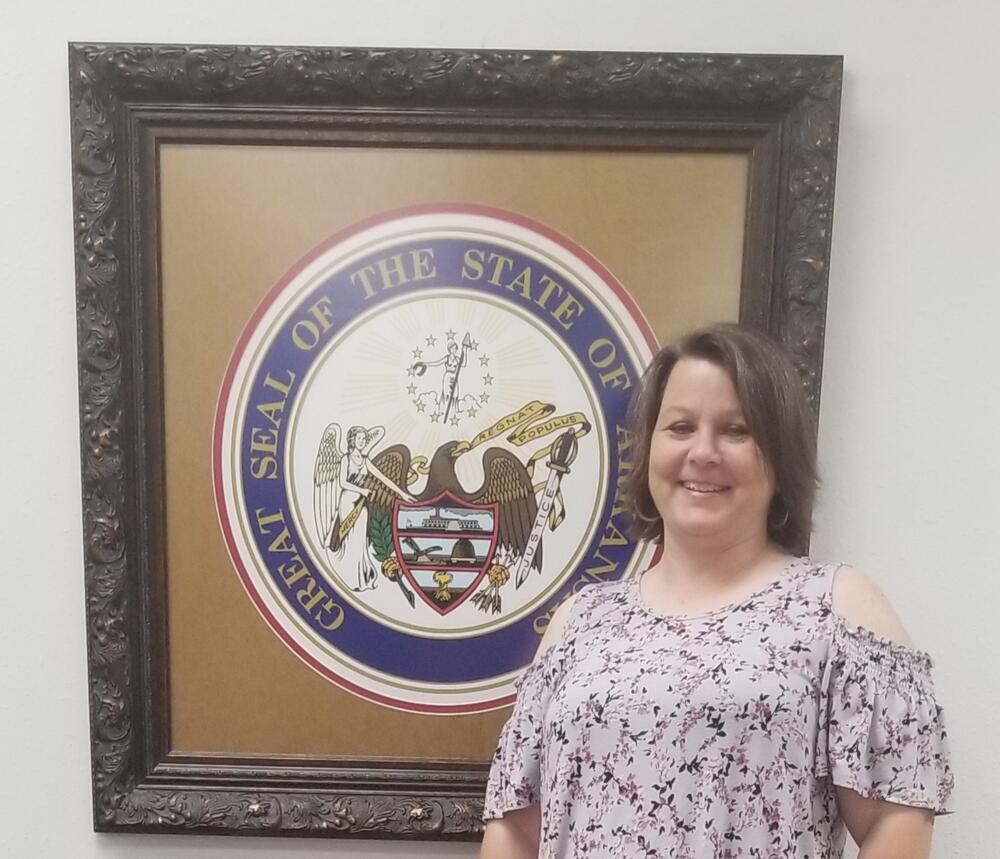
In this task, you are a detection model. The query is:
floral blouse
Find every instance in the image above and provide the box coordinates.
[484,559,953,858]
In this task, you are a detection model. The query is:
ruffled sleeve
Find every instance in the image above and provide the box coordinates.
[482,642,565,821]
[817,616,954,813]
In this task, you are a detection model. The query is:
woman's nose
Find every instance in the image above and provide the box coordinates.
[687,429,721,465]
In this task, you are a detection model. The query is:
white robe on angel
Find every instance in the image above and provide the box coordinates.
[333,461,380,591]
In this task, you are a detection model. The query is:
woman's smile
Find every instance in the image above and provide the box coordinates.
[679,480,730,494]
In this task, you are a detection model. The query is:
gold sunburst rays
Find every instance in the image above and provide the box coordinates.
[452,299,482,334]
[345,381,398,405]
[494,346,546,370]
[494,376,571,405]
[462,305,506,342]
[383,411,416,447]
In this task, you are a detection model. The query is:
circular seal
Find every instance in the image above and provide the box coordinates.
[214,205,657,713]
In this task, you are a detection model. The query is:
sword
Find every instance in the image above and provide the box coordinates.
[393,568,416,607]
[513,430,579,588]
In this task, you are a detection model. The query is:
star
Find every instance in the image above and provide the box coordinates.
[430,412,440,423]
[446,329,456,340]
[450,417,460,427]
[467,407,477,418]
[411,348,423,359]
[470,339,480,351]
[407,366,417,377]
[479,355,490,366]
[416,402,426,413]
[479,393,490,404]
[425,335,437,346]
[407,384,417,395]
[483,373,494,385]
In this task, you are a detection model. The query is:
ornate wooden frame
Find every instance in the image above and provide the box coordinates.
[69,43,842,839]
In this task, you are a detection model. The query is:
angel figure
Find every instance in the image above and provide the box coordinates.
[313,424,415,592]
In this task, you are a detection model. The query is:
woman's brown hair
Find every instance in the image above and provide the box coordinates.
[620,323,819,552]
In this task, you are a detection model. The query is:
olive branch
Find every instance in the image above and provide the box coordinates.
[370,513,395,561]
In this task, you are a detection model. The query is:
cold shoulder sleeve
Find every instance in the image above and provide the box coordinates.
[817,615,954,813]
[483,642,565,821]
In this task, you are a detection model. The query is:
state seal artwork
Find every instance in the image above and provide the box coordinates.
[213,205,657,713]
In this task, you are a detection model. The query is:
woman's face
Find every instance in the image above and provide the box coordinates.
[350,429,368,452]
[648,358,775,547]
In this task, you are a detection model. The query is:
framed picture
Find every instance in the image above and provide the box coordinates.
[70,43,842,839]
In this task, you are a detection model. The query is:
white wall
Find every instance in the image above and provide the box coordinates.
[3,1,995,856]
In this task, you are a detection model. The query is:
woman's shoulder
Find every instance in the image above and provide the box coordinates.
[535,593,578,657]
[828,563,913,647]
[535,578,631,656]
[816,562,953,814]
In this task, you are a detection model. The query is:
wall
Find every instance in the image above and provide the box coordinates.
[3,1,995,856]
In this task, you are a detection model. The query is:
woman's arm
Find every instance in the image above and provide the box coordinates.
[364,459,416,502]
[481,804,541,859]
[836,788,933,858]
[479,592,580,859]
[831,566,936,857]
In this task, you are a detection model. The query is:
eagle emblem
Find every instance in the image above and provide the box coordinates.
[314,428,557,615]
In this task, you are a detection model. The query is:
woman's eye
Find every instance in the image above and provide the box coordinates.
[666,422,693,434]
[724,424,750,437]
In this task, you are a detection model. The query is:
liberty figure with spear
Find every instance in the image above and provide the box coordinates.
[412,332,472,420]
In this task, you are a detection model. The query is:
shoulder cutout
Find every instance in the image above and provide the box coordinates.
[831,565,914,647]
[535,591,581,657]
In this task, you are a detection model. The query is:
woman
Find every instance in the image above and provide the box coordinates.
[328,425,413,591]
[481,324,952,858]
[424,338,467,415]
